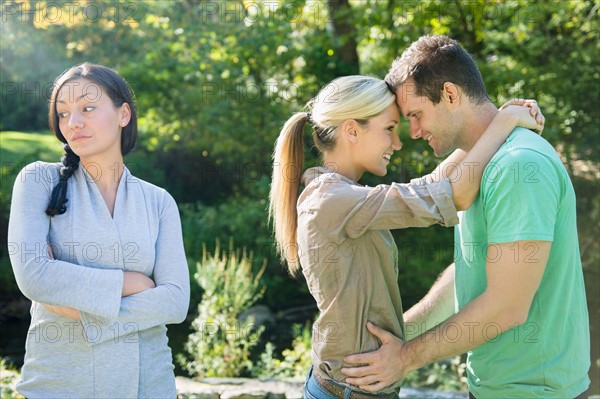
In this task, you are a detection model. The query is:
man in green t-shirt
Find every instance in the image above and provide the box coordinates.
[341,35,590,398]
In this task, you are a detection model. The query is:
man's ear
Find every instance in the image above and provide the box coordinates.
[339,119,362,144]
[441,82,461,108]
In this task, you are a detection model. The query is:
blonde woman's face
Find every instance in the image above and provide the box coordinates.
[354,103,402,177]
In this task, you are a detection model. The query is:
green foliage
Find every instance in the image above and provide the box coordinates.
[179,181,310,309]
[394,225,455,307]
[0,132,63,295]
[179,178,272,261]
[1,2,598,390]
[573,174,600,271]
[0,18,68,131]
[403,356,468,392]
[253,322,312,378]
[0,358,23,399]
[180,242,267,378]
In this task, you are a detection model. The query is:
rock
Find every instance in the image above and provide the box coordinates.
[238,305,276,328]
[179,394,221,399]
[220,390,268,399]
[201,378,247,386]
[175,377,221,397]
[176,377,468,399]
[399,387,467,398]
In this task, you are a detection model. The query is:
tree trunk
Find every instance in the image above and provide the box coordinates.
[27,0,35,26]
[327,0,360,75]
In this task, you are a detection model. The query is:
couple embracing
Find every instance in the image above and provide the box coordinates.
[269,35,590,399]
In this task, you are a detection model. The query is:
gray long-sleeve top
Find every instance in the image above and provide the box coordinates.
[8,161,190,398]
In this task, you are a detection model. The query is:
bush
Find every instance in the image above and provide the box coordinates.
[179,190,311,310]
[179,182,273,265]
[0,132,64,297]
[403,356,468,392]
[0,358,23,399]
[179,241,267,377]
[253,322,313,378]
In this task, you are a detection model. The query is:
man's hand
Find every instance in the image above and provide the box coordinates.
[341,322,410,392]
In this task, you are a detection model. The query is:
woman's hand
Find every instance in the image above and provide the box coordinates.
[499,99,545,134]
[122,271,155,297]
[44,304,80,320]
[498,105,544,135]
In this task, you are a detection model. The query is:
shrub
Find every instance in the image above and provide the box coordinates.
[179,192,311,310]
[179,241,267,377]
[253,322,312,378]
[402,355,468,392]
[0,358,23,399]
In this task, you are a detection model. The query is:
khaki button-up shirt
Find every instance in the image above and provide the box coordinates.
[297,167,458,393]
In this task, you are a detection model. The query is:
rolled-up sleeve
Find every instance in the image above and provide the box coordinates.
[304,171,458,241]
[408,175,459,227]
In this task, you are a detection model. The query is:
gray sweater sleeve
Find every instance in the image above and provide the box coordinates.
[78,193,190,345]
[8,162,124,318]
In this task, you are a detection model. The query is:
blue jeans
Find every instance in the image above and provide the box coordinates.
[303,367,397,399]
[304,367,338,399]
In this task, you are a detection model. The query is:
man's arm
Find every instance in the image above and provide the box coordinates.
[342,240,550,391]
[404,263,456,341]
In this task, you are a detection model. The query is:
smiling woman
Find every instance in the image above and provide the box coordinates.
[7,63,190,398]
[267,75,544,399]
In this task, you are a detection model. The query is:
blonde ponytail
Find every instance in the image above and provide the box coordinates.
[269,76,395,275]
[269,112,309,275]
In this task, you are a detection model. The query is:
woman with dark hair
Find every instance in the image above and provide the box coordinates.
[8,63,190,398]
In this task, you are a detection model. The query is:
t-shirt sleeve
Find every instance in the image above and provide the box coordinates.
[481,149,560,244]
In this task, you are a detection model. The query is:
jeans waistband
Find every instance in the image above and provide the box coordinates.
[310,368,398,399]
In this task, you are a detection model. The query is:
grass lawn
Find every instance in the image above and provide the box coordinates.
[0,130,160,183]
[0,131,63,165]
[1,131,64,296]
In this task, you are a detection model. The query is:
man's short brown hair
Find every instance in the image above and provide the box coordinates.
[385,35,490,105]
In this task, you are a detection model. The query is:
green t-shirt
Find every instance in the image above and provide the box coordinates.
[455,128,590,398]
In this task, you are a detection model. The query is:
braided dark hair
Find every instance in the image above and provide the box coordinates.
[45,62,138,217]
[45,144,80,216]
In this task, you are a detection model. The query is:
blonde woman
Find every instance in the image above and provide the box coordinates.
[269,75,543,399]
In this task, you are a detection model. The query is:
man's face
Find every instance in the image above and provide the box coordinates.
[396,81,462,157]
